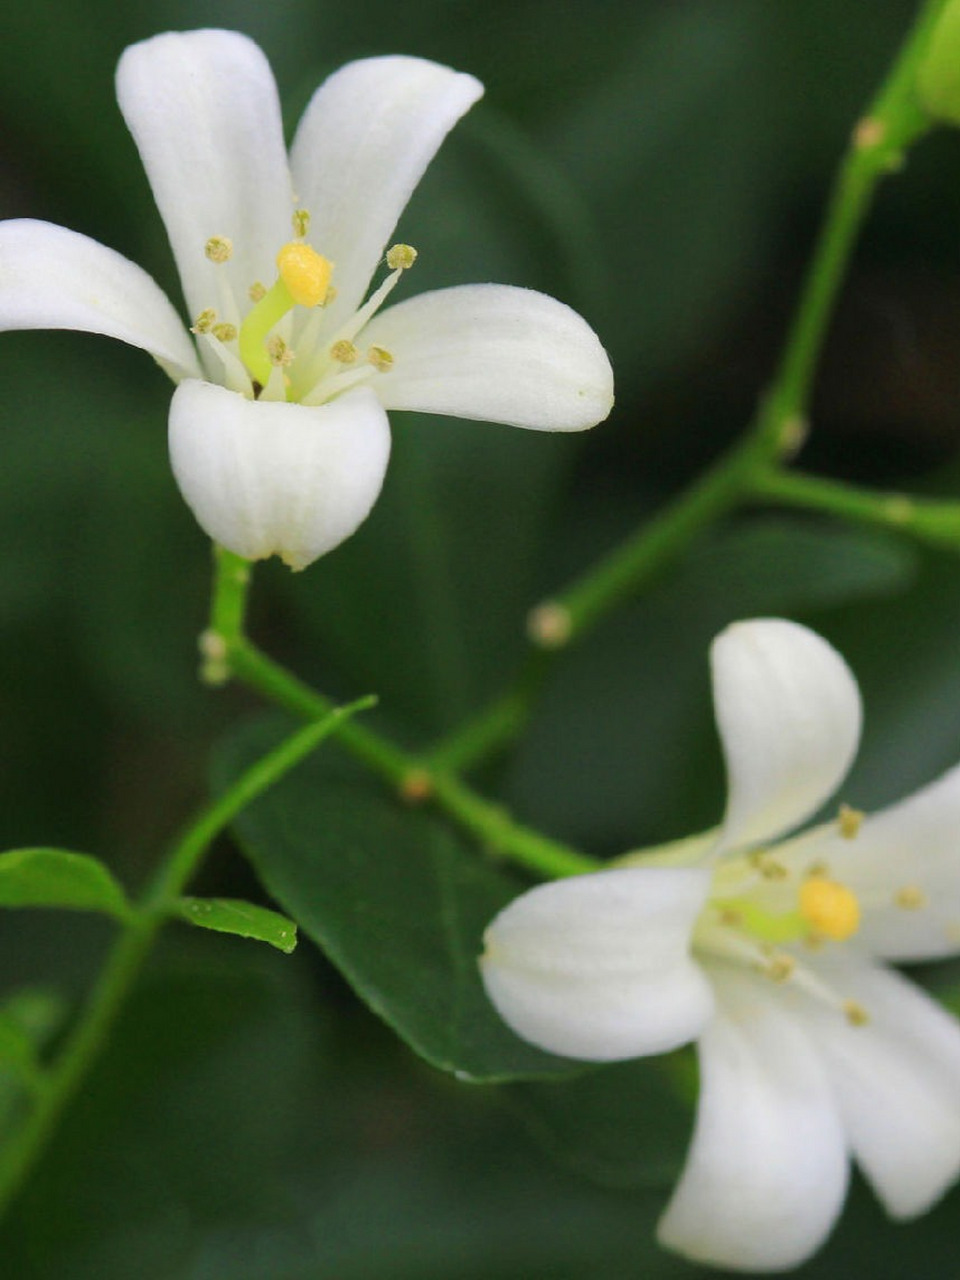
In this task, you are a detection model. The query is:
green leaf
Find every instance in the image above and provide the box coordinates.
[0,849,129,919]
[215,720,583,1083]
[174,897,298,954]
[509,1053,694,1192]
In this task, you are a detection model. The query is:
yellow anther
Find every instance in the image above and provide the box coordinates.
[276,242,333,308]
[837,804,864,839]
[324,284,338,305]
[205,236,233,264]
[266,335,294,367]
[248,281,267,302]
[386,243,418,270]
[191,308,217,335]
[799,876,860,942]
[212,322,237,343]
[895,884,927,910]
[331,339,359,364]
[367,345,394,372]
[843,999,870,1027]
[292,208,311,238]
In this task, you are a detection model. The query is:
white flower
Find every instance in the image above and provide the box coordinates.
[0,31,614,570]
[481,618,960,1272]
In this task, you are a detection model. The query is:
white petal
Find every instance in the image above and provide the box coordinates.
[795,952,960,1218]
[116,30,293,325]
[290,56,483,332]
[361,284,614,431]
[711,619,862,853]
[658,964,848,1272]
[782,762,960,961]
[168,381,391,569]
[0,219,200,381]
[479,867,713,1061]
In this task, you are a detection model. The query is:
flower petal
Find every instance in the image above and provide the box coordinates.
[782,761,960,961]
[480,867,713,1061]
[361,284,614,430]
[0,219,200,381]
[658,964,848,1272]
[168,381,391,569]
[711,619,862,853]
[116,30,293,326]
[795,952,960,1218]
[289,56,483,332]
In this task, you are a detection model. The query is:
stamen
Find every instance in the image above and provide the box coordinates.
[799,877,860,941]
[212,322,237,343]
[248,282,267,303]
[837,804,864,839]
[266,335,294,367]
[205,236,233,264]
[895,884,927,910]
[191,308,217,335]
[331,340,359,364]
[764,953,796,983]
[748,851,789,881]
[292,208,311,238]
[843,999,870,1027]
[367,345,394,372]
[386,243,418,270]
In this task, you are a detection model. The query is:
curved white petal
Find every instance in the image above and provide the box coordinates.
[712,619,862,854]
[116,30,293,325]
[796,952,960,1218]
[658,964,848,1272]
[290,56,483,333]
[168,381,391,569]
[480,867,713,1062]
[0,220,200,381]
[361,285,614,431]
[781,761,960,961]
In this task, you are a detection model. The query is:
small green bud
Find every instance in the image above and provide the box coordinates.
[918,0,960,126]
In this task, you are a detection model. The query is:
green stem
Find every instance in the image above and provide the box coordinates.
[430,0,943,776]
[0,703,369,1219]
[752,466,960,551]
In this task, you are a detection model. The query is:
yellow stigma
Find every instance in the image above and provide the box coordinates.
[276,242,332,308]
[799,877,860,941]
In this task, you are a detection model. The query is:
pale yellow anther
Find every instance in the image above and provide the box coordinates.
[191,308,217,335]
[248,281,267,303]
[837,803,864,839]
[895,884,927,910]
[292,208,311,238]
[367,345,394,372]
[386,243,418,270]
[765,953,796,983]
[205,236,233,264]
[331,339,359,364]
[749,851,789,881]
[799,876,860,942]
[843,999,870,1027]
[212,322,237,343]
[276,242,333,308]
[266,335,294,367]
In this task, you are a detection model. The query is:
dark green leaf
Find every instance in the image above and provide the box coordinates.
[0,849,128,918]
[216,721,583,1083]
[174,897,298,954]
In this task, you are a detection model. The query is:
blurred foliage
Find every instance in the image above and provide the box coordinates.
[3,0,960,1275]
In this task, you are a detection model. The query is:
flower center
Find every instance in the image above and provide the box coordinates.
[237,241,333,387]
[193,211,418,405]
